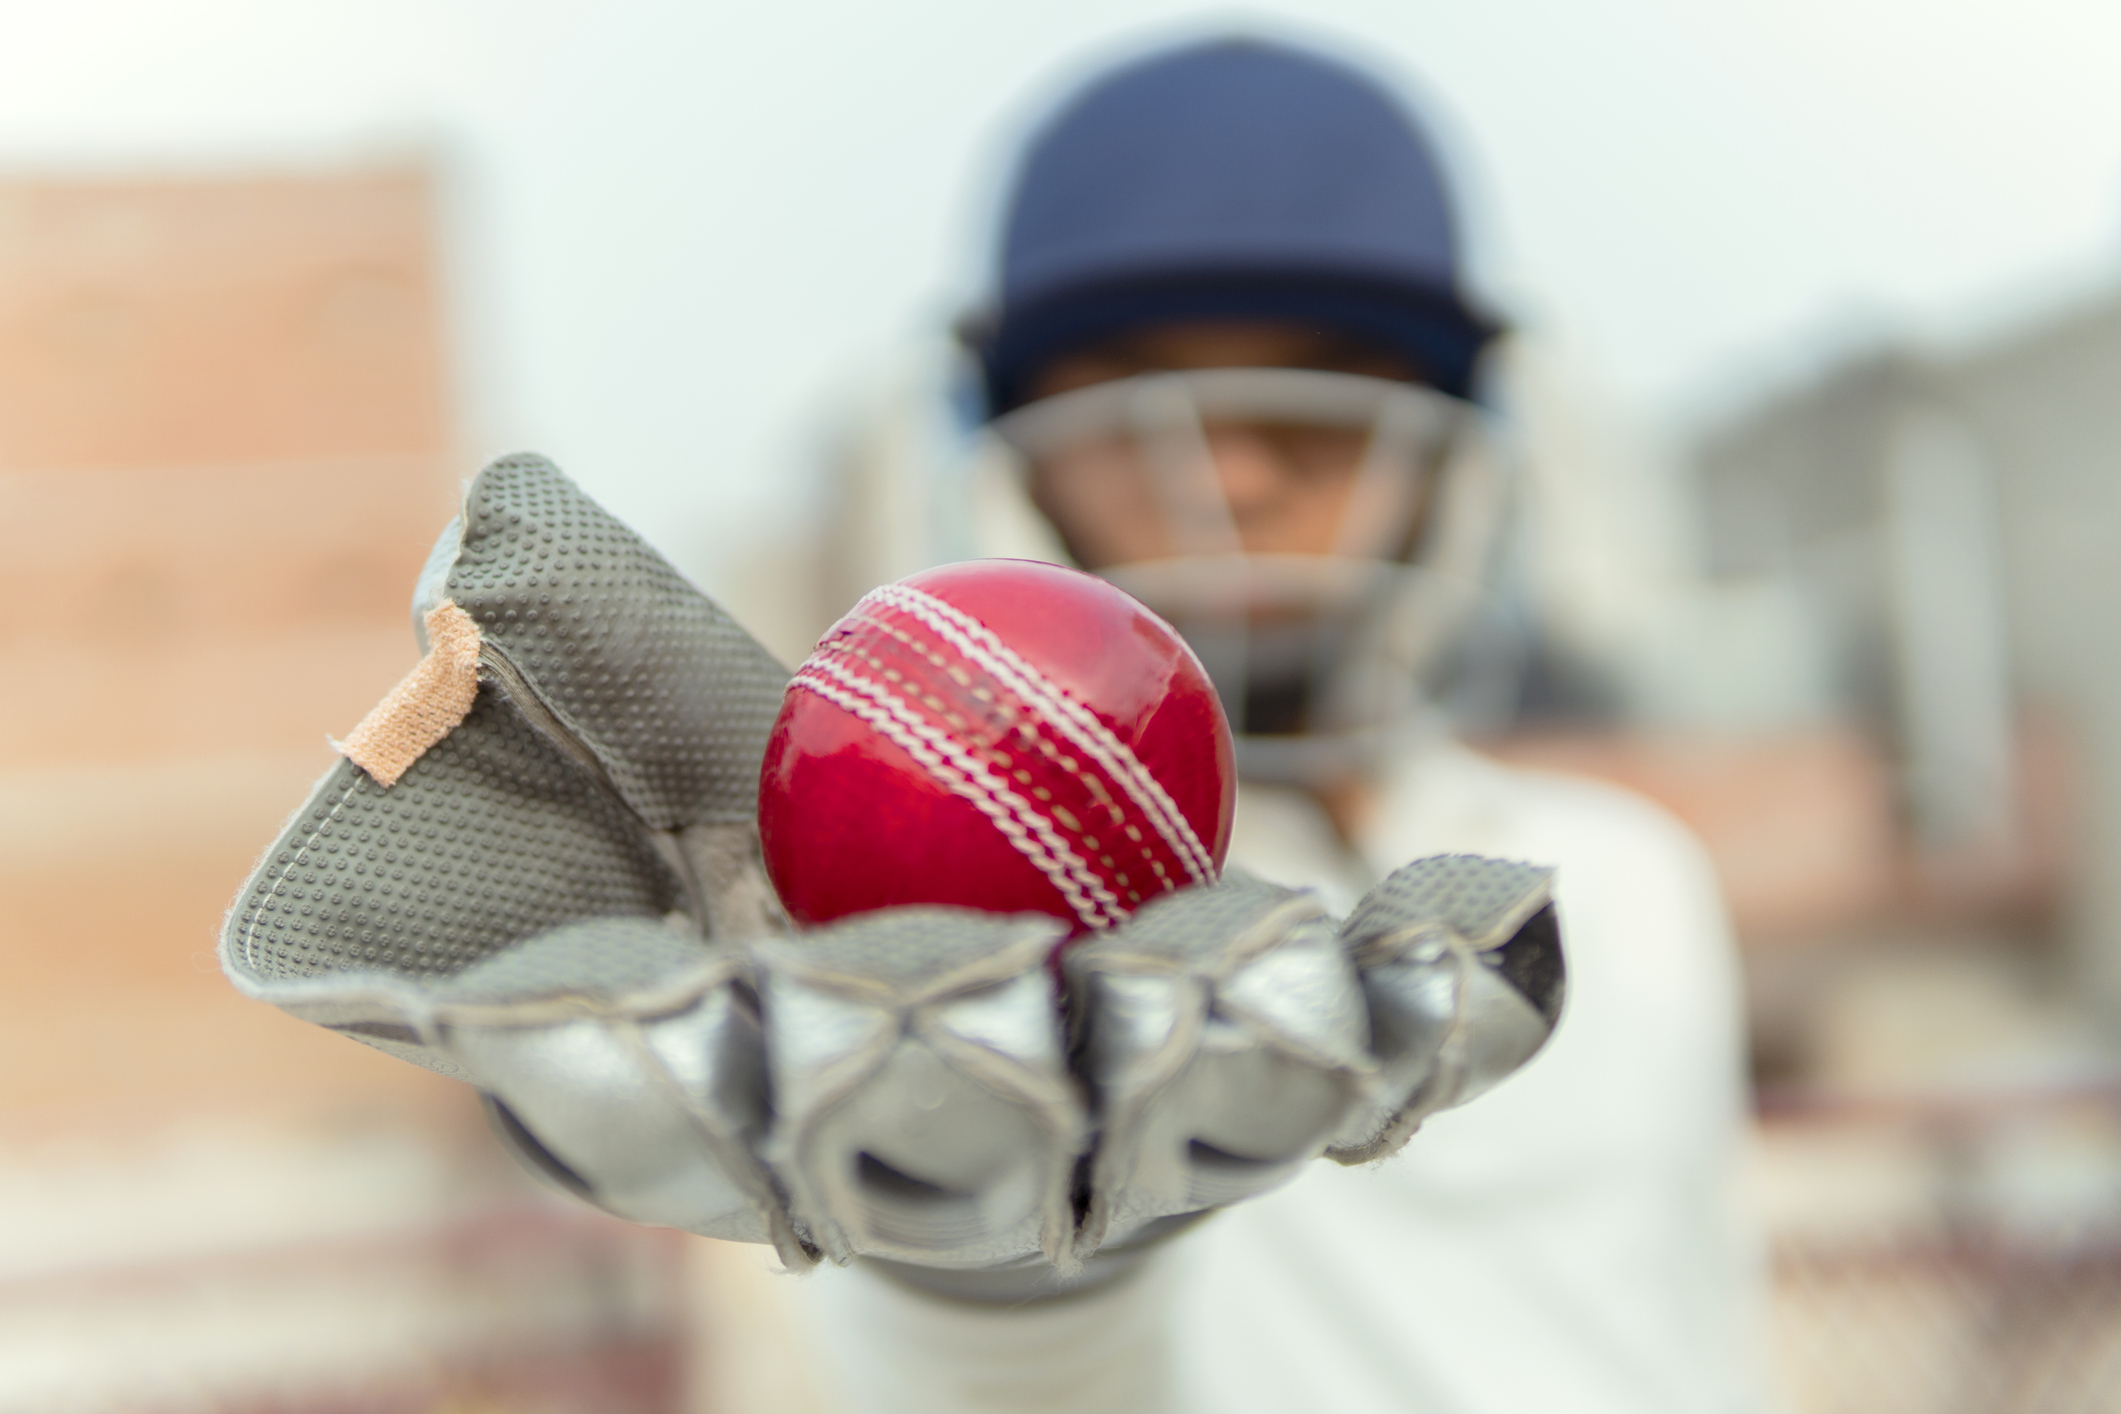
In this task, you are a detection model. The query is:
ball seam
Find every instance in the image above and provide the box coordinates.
[790,661,1126,931]
[866,584,1218,885]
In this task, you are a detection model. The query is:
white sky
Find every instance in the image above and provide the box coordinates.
[4,0,2119,583]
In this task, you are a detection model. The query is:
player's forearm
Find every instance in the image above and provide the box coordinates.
[804,1255,1181,1414]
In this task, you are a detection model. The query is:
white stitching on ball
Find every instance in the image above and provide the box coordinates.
[867,584,1218,885]
[791,661,1125,931]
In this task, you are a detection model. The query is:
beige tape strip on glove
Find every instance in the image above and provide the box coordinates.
[336,599,483,787]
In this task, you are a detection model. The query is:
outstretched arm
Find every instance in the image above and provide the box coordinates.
[222,452,1565,1407]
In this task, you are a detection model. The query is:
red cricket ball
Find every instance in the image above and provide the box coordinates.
[757,559,1235,933]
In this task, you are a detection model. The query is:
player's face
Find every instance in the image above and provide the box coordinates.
[1022,322,1426,570]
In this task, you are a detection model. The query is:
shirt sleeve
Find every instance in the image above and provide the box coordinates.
[789,1255,1184,1414]
[1168,753,1766,1414]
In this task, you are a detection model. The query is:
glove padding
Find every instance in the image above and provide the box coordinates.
[222,453,1563,1287]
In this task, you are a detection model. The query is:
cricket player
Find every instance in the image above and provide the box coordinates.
[220,31,1758,1414]
[786,34,1761,1414]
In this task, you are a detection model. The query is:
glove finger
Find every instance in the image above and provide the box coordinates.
[438,454,790,937]
[441,452,790,831]
[1065,876,1374,1260]
[432,919,807,1264]
[222,686,688,1063]
[225,452,795,1043]
[751,909,1084,1271]
[1327,854,1565,1164]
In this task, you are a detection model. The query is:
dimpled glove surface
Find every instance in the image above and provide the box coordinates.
[442,453,786,829]
[222,453,1566,1287]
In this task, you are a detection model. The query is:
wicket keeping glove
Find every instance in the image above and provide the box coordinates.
[221,454,1564,1296]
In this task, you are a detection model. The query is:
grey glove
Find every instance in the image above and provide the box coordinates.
[222,453,1564,1293]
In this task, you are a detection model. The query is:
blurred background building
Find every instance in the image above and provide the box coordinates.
[0,165,694,1413]
[3,2,2120,1410]
[1684,292,2121,1413]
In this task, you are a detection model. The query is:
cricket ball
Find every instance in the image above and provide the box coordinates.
[757,559,1235,933]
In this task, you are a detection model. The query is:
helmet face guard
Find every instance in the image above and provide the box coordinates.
[982,367,1511,785]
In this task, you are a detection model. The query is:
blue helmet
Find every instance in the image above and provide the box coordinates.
[968,37,1500,416]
